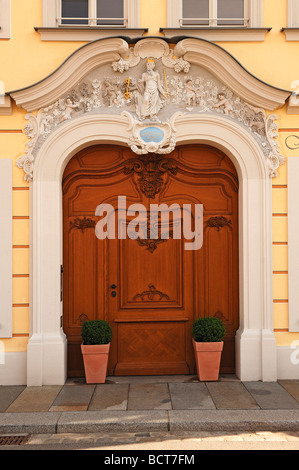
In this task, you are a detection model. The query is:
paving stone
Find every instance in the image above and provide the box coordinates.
[243,382,299,410]
[0,386,26,412]
[5,386,62,413]
[206,382,260,410]
[128,384,172,410]
[0,412,61,434]
[49,385,95,412]
[57,411,169,433]
[169,383,216,410]
[278,380,299,403]
[89,384,129,411]
[169,410,299,432]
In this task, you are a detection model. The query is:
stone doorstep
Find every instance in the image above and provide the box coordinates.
[1,410,299,435]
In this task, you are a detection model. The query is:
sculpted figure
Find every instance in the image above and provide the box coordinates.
[59,98,80,123]
[213,93,233,115]
[136,59,168,121]
[103,80,118,107]
[184,79,197,107]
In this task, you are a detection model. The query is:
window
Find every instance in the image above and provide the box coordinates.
[39,0,143,41]
[181,0,248,27]
[59,0,126,27]
[164,0,266,41]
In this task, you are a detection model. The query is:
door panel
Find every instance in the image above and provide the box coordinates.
[63,144,239,377]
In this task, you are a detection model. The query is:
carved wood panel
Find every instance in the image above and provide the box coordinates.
[63,144,239,377]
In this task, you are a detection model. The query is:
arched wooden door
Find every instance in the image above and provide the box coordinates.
[63,145,239,377]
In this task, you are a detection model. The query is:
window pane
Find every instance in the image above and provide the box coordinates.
[61,0,88,25]
[217,0,245,25]
[97,0,124,25]
[182,0,209,26]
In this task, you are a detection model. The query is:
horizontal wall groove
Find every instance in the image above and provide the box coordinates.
[0,130,23,133]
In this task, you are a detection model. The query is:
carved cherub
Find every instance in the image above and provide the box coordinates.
[103,79,118,107]
[184,79,197,107]
[213,93,233,115]
[59,98,81,123]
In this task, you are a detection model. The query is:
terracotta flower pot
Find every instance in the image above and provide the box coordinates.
[81,343,110,384]
[192,339,223,382]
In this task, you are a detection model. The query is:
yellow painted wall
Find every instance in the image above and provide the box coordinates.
[1,0,298,354]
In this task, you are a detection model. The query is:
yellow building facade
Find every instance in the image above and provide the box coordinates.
[0,0,299,385]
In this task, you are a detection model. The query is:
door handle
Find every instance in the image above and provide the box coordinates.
[111,284,117,289]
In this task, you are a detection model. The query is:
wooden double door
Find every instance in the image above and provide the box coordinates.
[63,145,239,377]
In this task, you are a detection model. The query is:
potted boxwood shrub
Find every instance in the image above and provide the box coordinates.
[81,319,112,384]
[192,316,226,382]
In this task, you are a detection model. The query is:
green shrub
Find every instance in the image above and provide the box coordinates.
[81,320,112,345]
[192,317,225,343]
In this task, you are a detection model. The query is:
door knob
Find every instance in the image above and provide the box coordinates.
[111,284,117,289]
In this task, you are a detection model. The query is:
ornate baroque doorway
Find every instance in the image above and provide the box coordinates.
[62,144,239,377]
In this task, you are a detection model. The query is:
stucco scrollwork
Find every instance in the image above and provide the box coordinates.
[17,43,284,182]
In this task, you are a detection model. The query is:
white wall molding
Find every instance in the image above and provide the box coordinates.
[288,157,299,332]
[0,352,27,385]
[0,159,12,339]
[277,346,299,379]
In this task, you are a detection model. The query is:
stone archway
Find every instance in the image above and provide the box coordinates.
[25,112,276,385]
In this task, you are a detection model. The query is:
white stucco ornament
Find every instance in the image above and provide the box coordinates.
[14,38,287,182]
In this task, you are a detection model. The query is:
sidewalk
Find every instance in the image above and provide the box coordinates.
[1,375,299,436]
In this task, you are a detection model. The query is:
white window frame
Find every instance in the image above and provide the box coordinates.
[0,0,11,39]
[287,0,299,27]
[43,0,140,29]
[282,1,299,41]
[167,0,263,28]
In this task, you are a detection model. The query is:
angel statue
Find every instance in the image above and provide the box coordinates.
[136,58,168,121]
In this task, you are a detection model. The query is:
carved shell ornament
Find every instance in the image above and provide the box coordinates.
[17,41,284,182]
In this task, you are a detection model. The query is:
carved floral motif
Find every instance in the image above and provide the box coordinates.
[133,284,170,302]
[123,152,178,199]
[207,217,232,231]
[18,56,284,182]
[70,217,96,233]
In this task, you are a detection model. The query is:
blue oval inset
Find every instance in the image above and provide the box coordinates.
[140,127,165,143]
